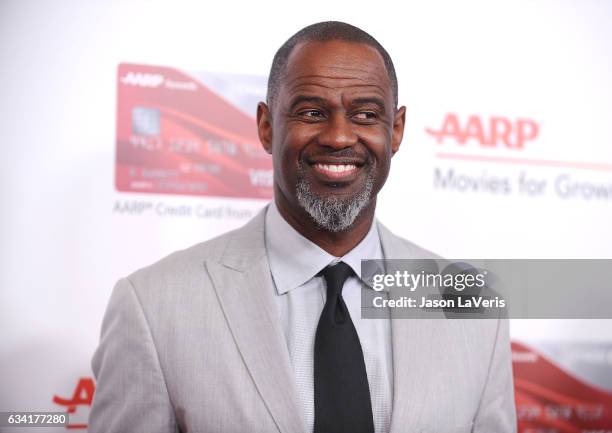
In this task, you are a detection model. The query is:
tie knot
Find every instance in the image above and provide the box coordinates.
[318,261,354,296]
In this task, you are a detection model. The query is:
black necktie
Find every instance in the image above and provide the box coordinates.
[314,262,375,433]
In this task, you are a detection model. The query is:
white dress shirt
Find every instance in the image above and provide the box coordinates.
[264,201,393,433]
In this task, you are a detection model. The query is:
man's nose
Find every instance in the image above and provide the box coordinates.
[317,112,358,149]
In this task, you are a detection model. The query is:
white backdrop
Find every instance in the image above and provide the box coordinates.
[1,0,611,431]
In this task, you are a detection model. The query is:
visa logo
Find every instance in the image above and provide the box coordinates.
[120,72,164,88]
[249,169,273,187]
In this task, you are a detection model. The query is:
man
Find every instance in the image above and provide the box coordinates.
[89,21,516,433]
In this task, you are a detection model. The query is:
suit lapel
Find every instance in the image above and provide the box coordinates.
[206,212,440,433]
[205,207,306,433]
[377,223,438,433]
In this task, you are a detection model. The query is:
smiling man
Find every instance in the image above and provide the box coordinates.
[89,21,516,433]
[257,32,402,257]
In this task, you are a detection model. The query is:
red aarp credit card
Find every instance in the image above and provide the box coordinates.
[115,63,272,199]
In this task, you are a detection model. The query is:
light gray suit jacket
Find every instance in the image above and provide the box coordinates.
[89,205,516,433]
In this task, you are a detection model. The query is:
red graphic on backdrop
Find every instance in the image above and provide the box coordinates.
[53,377,95,429]
[426,113,538,149]
[512,341,612,432]
[116,63,273,198]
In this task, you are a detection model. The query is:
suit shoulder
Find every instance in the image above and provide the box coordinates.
[376,220,443,260]
[123,226,240,290]
[392,235,442,259]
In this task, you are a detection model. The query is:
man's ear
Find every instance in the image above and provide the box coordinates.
[391,105,406,156]
[257,102,273,154]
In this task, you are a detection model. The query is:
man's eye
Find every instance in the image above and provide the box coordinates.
[353,111,377,121]
[299,110,325,118]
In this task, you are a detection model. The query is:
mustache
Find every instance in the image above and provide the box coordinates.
[303,148,371,163]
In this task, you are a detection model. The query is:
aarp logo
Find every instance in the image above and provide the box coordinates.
[426,113,539,149]
[119,71,164,88]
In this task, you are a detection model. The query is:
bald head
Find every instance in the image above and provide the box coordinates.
[266,21,398,110]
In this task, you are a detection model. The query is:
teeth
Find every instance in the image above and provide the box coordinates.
[315,163,357,173]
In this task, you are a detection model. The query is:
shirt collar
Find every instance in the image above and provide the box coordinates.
[264,201,383,295]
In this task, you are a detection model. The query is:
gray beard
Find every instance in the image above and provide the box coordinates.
[295,164,375,232]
